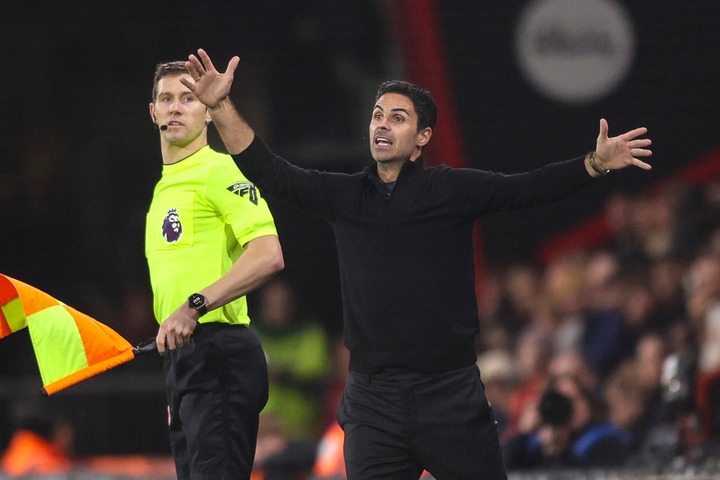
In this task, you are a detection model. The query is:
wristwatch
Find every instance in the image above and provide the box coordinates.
[188,293,208,317]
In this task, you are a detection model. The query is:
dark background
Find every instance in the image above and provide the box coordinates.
[1,0,719,455]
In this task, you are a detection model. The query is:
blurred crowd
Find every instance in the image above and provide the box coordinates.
[477,180,720,473]
[2,179,719,479]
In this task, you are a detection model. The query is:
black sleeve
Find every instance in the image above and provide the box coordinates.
[444,157,595,217]
[231,137,332,217]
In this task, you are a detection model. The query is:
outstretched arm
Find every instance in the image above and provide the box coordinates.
[181,48,255,155]
[585,118,653,177]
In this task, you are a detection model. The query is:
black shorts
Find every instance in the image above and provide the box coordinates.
[337,364,507,480]
[164,323,269,480]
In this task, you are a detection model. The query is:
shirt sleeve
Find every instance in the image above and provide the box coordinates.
[203,158,278,247]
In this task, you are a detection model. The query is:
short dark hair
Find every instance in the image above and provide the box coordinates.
[375,80,437,131]
[152,61,188,102]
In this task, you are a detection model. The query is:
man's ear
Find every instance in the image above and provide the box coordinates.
[417,127,433,147]
[205,109,212,125]
[149,103,157,124]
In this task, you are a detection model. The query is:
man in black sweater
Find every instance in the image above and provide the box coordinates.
[182,49,652,480]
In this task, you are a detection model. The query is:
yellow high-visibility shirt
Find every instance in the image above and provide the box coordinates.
[145,146,277,326]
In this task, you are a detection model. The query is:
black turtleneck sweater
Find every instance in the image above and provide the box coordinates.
[233,138,594,374]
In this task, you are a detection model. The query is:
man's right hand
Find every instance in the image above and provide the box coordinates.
[182,48,239,110]
[156,303,199,355]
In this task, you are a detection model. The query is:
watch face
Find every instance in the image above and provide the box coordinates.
[189,293,206,309]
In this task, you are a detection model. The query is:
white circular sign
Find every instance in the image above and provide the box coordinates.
[515,0,636,105]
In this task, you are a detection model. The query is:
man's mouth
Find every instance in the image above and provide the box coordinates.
[374,136,392,146]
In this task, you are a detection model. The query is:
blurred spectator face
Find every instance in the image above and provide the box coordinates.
[585,251,619,291]
[684,255,720,325]
[544,252,587,317]
[604,193,634,239]
[515,328,552,380]
[504,264,541,317]
[549,351,598,392]
[584,250,622,310]
[642,192,679,259]
[259,279,297,328]
[623,281,655,329]
[604,361,646,429]
[635,334,666,392]
[651,259,686,305]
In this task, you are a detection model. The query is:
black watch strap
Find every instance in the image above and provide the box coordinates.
[188,293,208,316]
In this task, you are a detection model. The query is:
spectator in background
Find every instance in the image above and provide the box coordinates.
[0,413,74,477]
[543,251,588,354]
[504,373,634,471]
[251,414,317,480]
[634,333,669,416]
[319,337,350,433]
[552,374,632,468]
[624,332,685,466]
[476,349,520,440]
[580,250,637,379]
[684,252,720,444]
[503,387,575,470]
[505,327,553,441]
[548,350,598,394]
[254,276,331,442]
[603,360,653,456]
[605,192,646,267]
[502,264,543,335]
[474,268,514,353]
[649,256,688,329]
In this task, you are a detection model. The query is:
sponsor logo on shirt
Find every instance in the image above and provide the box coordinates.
[227,182,258,205]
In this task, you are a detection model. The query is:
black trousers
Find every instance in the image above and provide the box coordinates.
[337,364,507,480]
[164,323,269,480]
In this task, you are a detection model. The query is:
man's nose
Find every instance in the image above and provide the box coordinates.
[375,118,389,129]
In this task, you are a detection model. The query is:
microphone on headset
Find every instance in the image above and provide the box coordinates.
[152,117,168,131]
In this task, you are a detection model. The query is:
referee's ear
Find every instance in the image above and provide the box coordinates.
[149,103,158,125]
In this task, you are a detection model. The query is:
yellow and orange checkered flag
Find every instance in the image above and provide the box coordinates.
[0,273,139,395]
